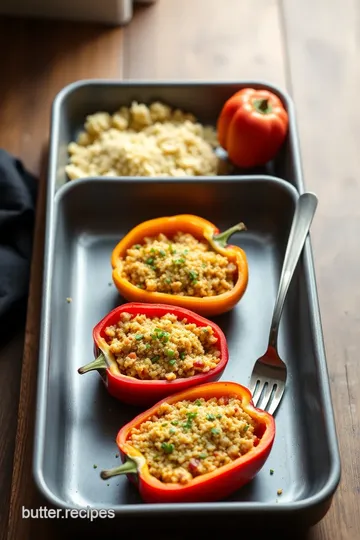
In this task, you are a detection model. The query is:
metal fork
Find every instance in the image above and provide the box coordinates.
[249,192,318,415]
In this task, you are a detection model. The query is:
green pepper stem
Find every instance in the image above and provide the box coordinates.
[259,98,268,111]
[77,353,107,374]
[100,459,138,479]
[212,222,247,249]
[253,98,273,114]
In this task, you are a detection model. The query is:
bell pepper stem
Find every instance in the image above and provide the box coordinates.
[78,353,107,374]
[259,98,268,111]
[212,222,247,249]
[253,98,273,114]
[100,459,138,479]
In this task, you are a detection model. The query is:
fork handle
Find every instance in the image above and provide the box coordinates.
[268,192,318,349]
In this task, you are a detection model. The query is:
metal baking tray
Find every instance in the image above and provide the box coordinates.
[32,175,340,528]
[47,79,306,197]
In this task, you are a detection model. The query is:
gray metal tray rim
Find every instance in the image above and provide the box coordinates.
[53,172,300,201]
[32,174,341,516]
[51,77,295,105]
[31,474,341,515]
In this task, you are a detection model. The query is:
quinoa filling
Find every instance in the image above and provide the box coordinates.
[119,232,237,297]
[104,312,220,381]
[127,396,258,484]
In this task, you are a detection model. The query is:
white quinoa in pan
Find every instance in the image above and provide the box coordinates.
[127,396,258,484]
[66,101,224,179]
[104,312,221,381]
[119,232,237,297]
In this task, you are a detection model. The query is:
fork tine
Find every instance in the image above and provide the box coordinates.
[255,382,274,411]
[249,375,262,404]
[267,384,285,415]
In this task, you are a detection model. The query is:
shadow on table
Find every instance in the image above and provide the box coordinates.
[27,513,319,540]
[25,489,323,540]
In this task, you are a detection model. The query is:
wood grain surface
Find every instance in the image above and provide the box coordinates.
[0,1,358,538]
[282,1,360,537]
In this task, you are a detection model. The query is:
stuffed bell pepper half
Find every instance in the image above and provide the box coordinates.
[78,302,229,406]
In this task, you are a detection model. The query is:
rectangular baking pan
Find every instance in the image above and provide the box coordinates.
[32,175,340,528]
[47,79,306,196]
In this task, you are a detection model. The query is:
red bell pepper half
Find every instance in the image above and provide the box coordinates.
[77,302,229,406]
[100,381,276,503]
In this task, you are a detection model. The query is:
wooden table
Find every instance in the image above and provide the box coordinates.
[0,1,359,538]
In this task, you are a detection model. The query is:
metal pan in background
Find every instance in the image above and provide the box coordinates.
[32,175,340,528]
[47,79,306,196]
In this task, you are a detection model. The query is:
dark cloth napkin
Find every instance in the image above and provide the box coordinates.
[0,149,37,342]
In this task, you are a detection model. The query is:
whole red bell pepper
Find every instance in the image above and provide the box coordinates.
[100,381,275,503]
[77,302,229,406]
[217,87,289,169]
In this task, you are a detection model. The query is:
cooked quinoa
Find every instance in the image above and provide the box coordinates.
[104,312,220,381]
[65,101,226,179]
[119,232,237,297]
[127,396,258,484]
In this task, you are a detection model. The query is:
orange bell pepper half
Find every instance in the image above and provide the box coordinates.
[100,381,275,503]
[111,214,249,317]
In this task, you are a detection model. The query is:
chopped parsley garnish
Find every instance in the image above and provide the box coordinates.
[183,249,189,255]
[161,442,174,454]
[151,356,160,363]
[171,421,179,426]
[136,283,144,289]
[243,424,250,432]
[150,248,156,254]
[133,244,141,249]
[183,411,197,429]
[180,352,186,360]
[211,428,220,435]
[270,469,274,475]
[174,258,185,265]
[202,263,207,268]
[145,343,150,349]
[188,270,198,281]
[216,414,222,419]
[169,359,176,366]
[145,257,155,266]
[195,399,202,406]
[152,328,170,342]
[135,334,143,340]
[166,349,175,357]
[169,428,176,435]
[206,414,216,421]
[162,423,168,427]
[199,454,207,459]
[159,249,166,256]
[165,277,172,284]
